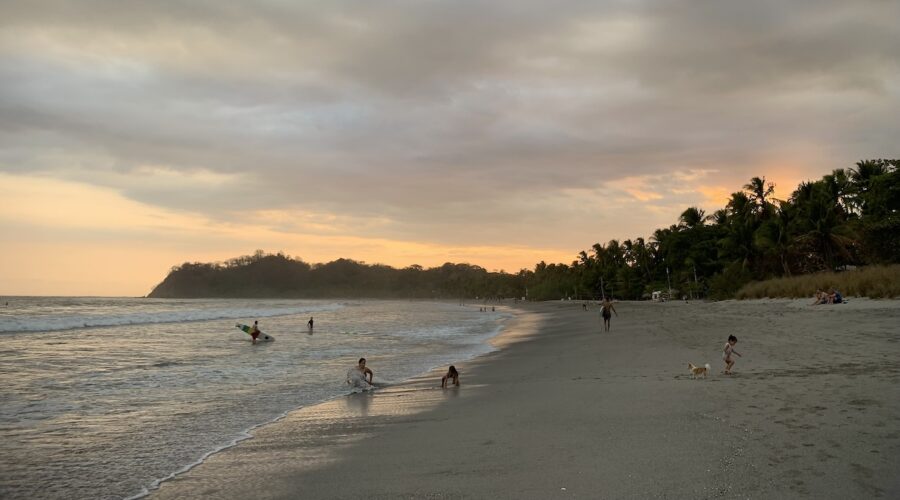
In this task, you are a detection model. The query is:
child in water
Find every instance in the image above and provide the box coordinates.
[723,335,742,375]
[441,366,460,388]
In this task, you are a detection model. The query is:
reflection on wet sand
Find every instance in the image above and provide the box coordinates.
[151,308,539,500]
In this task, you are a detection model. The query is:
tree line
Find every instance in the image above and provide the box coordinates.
[148,159,898,300]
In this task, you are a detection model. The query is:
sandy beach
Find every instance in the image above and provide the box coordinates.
[151,299,900,499]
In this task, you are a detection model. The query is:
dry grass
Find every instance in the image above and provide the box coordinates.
[736,264,900,299]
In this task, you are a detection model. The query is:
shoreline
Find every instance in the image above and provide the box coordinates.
[152,299,900,499]
[136,303,536,499]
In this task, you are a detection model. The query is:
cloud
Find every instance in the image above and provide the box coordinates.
[2,0,899,268]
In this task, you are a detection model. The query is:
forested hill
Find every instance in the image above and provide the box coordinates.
[147,255,524,299]
[149,159,898,300]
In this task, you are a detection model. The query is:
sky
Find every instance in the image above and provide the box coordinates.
[1,0,898,296]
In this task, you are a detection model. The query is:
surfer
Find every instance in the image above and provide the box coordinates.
[441,365,460,388]
[249,320,261,344]
[307,317,314,331]
[347,357,374,388]
[600,298,617,332]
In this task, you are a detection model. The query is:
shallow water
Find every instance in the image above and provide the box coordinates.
[0,298,509,500]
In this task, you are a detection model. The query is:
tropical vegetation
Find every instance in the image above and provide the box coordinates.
[149,159,899,300]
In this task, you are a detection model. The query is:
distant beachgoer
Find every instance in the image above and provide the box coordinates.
[441,365,460,388]
[491,306,495,312]
[347,358,374,388]
[723,335,742,375]
[600,298,617,332]
[249,320,261,344]
[307,317,314,330]
[811,290,826,305]
[827,288,843,304]
[582,302,587,311]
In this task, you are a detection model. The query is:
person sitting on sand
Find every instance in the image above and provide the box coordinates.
[827,288,843,304]
[249,320,261,344]
[811,290,827,305]
[441,365,460,388]
[723,335,742,375]
[600,298,617,332]
[347,357,374,388]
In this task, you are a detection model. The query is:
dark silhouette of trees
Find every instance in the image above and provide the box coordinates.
[149,159,897,300]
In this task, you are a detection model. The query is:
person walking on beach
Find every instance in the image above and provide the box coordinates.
[249,320,261,344]
[307,316,314,331]
[600,298,617,332]
[441,365,460,388]
[723,335,742,375]
[347,357,374,388]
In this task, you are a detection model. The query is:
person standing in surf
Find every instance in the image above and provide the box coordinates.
[307,316,314,332]
[600,298,617,332]
[249,320,261,344]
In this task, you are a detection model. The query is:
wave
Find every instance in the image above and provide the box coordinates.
[1,303,345,333]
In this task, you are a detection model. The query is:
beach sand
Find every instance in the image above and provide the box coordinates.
[151,299,900,499]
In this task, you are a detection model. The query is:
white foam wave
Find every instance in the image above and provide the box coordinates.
[2,303,344,333]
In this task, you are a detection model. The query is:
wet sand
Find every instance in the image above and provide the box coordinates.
[151,299,900,499]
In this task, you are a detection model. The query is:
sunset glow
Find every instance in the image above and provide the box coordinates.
[1,1,898,296]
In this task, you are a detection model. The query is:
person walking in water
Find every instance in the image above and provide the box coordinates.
[307,317,314,332]
[249,320,261,344]
[600,298,617,332]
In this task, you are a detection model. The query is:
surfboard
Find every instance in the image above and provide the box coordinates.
[235,323,275,342]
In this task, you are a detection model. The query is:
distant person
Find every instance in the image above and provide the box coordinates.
[307,317,314,331]
[441,365,460,388]
[582,302,587,311]
[600,298,617,332]
[249,320,261,344]
[811,290,826,305]
[827,288,843,304]
[347,357,374,388]
[723,335,742,375]
[491,306,495,312]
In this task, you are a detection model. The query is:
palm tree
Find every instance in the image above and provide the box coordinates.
[849,160,892,216]
[719,192,757,269]
[794,182,858,271]
[679,206,706,229]
[743,176,775,217]
[708,208,728,226]
[755,201,796,276]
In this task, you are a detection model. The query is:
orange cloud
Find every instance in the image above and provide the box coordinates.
[0,173,570,295]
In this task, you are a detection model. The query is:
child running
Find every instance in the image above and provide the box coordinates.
[723,334,742,375]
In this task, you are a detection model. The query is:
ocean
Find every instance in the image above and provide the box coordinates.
[0,297,510,500]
